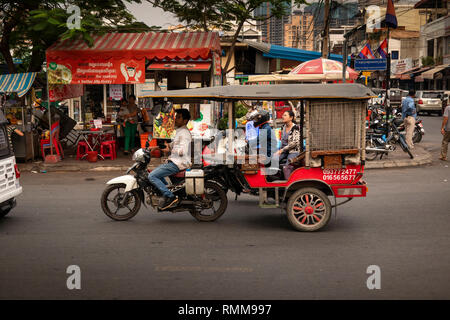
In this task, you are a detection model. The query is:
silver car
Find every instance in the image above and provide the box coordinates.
[415,90,444,115]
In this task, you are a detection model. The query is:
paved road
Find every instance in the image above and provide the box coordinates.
[0,115,449,300]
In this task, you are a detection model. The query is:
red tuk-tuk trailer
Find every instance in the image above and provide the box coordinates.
[144,83,373,231]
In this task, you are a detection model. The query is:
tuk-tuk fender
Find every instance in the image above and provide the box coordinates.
[283,179,334,202]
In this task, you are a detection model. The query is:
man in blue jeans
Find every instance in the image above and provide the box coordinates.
[148,109,192,210]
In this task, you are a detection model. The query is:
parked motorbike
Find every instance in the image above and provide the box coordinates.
[394,117,425,144]
[365,118,414,160]
[101,137,228,222]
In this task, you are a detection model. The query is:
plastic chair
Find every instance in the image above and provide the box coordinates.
[40,121,63,160]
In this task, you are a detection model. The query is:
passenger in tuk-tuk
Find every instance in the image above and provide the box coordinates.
[253,110,278,173]
[268,110,301,181]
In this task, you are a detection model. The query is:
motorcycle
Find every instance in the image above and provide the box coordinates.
[394,117,425,144]
[365,118,413,160]
[101,137,228,222]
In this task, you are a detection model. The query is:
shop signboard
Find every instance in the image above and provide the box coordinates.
[47,58,145,85]
[49,84,84,102]
[213,52,222,76]
[109,84,123,100]
[136,79,155,97]
[354,59,387,71]
[391,58,412,75]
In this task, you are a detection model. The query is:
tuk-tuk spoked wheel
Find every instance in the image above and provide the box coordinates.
[286,188,332,232]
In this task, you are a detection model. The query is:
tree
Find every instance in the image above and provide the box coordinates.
[0,0,158,74]
[149,0,308,84]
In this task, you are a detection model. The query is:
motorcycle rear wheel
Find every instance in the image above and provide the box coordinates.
[413,127,422,143]
[101,183,141,221]
[190,182,228,222]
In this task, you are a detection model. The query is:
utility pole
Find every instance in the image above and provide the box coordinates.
[385,27,391,139]
[322,0,330,58]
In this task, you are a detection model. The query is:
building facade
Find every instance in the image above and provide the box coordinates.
[283,13,314,50]
[254,1,292,45]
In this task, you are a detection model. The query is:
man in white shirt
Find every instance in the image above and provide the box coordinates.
[148,109,192,210]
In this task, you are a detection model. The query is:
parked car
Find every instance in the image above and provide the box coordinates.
[390,88,408,107]
[415,90,444,116]
[0,110,22,218]
[442,91,450,115]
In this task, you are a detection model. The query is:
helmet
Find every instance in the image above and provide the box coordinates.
[253,110,270,127]
[132,148,147,163]
[161,101,173,113]
[246,109,259,121]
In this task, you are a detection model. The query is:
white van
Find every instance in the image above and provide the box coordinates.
[0,112,22,218]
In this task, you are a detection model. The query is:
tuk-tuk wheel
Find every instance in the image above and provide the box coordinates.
[286,188,332,232]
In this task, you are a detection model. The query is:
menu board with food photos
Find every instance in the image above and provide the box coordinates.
[153,107,176,139]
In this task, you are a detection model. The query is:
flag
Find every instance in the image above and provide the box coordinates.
[377,39,388,58]
[358,43,375,59]
[385,0,398,28]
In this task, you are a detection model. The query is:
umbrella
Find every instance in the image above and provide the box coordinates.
[289,58,359,81]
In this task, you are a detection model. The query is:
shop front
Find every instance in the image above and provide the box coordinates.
[44,31,222,160]
[46,32,222,127]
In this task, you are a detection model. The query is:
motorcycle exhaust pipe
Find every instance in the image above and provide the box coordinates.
[365,147,392,153]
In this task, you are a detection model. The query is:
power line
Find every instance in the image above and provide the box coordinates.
[305,0,324,41]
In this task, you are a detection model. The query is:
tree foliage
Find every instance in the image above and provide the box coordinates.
[0,0,158,73]
[149,0,308,83]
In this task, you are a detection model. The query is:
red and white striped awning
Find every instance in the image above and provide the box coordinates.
[47,32,221,62]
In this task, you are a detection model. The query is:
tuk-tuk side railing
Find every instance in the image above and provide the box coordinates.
[303,99,367,169]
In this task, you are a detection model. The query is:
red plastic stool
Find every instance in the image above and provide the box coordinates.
[104,140,117,159]
[100,141,115,160]
[102,133,115,142]
[76,141,89,160]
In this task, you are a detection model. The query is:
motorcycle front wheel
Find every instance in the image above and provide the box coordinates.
[190,182,228,222]
[398,136,414,159]
[365,139,379,161]
[101,183,141,221]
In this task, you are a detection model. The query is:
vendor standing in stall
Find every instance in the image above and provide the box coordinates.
[123,94,139,155]
[6,121,24,154]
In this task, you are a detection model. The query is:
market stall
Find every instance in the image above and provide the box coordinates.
[45,31,222,156]
[0,72,38,161]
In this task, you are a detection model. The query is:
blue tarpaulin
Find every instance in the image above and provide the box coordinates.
[244,41,351,65]
[263,44,348,64]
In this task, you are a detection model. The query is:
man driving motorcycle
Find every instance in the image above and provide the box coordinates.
[148,108,192,210]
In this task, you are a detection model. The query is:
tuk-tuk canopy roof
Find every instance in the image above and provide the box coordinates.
[141,83,375,101]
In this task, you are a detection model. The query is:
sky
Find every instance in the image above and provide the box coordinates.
[125,0,368,28]
[125,2,179,28]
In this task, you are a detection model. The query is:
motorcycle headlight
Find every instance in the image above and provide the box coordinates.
[132,149,146,162]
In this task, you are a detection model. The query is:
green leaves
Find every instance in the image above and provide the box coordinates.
[33,21,49,31]
[1,0,159,72]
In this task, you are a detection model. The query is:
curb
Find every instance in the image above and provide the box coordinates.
[364,147,432,169]
[19,148,433,173]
